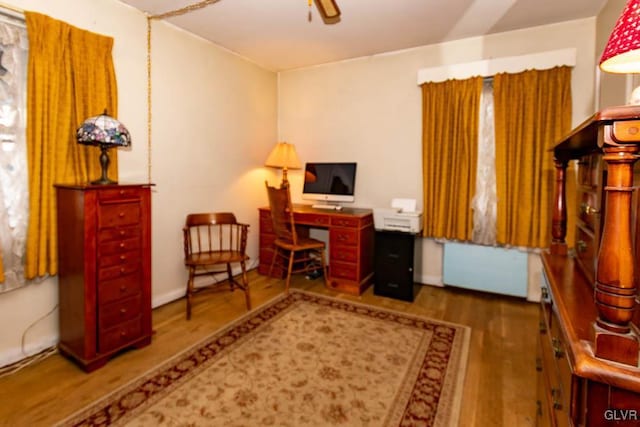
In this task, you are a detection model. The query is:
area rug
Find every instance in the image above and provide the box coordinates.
[60,290,470,427]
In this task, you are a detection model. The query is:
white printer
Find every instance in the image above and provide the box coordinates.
[373,198,423,234]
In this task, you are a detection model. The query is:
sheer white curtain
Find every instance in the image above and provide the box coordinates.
[0,14,28,292]
[471,79,497,245]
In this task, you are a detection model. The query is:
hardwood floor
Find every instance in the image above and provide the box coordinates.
[0,270,538,426]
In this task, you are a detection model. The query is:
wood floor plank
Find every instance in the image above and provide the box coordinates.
[0,270,538,426]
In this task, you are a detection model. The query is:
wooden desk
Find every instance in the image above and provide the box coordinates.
[258,204,374,295]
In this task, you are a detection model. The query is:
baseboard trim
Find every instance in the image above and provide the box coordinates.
[0,335,58,369]
[152,288,186,309]
[419,274,443,287]
[152,265,259,309]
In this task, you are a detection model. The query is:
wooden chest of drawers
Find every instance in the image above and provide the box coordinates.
[541,106,640,426]
[258,205,374,295]
[539,255,640,427]
[56,184,152,372]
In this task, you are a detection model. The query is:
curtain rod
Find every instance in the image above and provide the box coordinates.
[0,2,24,24]
[0,2,23,14]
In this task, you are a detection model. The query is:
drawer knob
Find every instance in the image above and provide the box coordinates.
[119,242,125,248]
[580,202,599,215]
[551,388,562,410]
[120,285,127,293]
[120,255,127,261]
[552,337,564,358]
[576,240,587,253]
[120,308,127,315]
[541,287,549,300]
[119,212,125,217]
[120,230,126,236]
[539,320,547,334]
[120,331,127,338]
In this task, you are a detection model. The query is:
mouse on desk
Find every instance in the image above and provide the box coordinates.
[335,205,343,211]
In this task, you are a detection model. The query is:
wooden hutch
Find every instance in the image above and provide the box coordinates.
[539,105,640,426]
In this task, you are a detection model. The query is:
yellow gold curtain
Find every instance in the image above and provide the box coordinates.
[69,26,118,181]
[421,77,483,241]
[493,66,572,248]
[24,12,117,279]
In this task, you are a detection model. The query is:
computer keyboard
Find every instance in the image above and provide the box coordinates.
[312,204,342,210]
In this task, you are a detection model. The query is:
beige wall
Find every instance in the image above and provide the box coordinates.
[597,0,628,108]
[0,0,277,366]
[279,18,598,290]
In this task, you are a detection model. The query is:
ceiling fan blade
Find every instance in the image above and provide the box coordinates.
[315,0,340,20]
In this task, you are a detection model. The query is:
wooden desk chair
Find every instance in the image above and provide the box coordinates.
[183,212,251,319]
[264,182,328,292]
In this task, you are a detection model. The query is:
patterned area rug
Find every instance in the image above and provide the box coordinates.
[60,290,470,427]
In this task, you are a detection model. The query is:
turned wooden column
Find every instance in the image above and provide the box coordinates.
[550,157,568,255]
[593,122,640,366]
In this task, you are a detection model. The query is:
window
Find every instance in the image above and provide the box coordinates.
[471,78,497,245]
[421,66,572,248]
[0,13,28,292]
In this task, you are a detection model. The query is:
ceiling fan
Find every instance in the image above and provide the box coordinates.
[313,0,341,21]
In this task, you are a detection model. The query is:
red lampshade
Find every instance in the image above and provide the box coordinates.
[600,0,640,73]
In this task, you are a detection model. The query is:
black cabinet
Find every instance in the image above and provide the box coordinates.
[374,230,415,302]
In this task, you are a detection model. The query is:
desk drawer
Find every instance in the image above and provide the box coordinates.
[331,216,360,228]
[99,250,141,269]
[98,187,143,202]
[295,213,330,227]
[259,233,276,248]
[331,261,358,280]
[550,312,572,418]
[98,202,141,229]
[99,294,142,329]
[98,316,143,354]
[98,236,141,256]
[259,210,274,233]
[98,226,141,244]
[575,224,597,282]
[99,262,140,282]
[98,273,142,304]
[577,153,603,188]
[330,228,358,246]
[578,190,601,233]
[331,244,358,263]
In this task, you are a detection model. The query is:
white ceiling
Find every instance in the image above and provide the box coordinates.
[118,0,609,72]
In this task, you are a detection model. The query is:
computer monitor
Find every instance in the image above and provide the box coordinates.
[302,162,357,208]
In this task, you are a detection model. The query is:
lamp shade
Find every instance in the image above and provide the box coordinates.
[600,0,640,73]
[77,111,131,147]
[76,111,131,185]
[264,142,302,170]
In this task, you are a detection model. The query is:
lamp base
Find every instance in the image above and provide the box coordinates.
[90,145,116,185]
[91,177,117,185]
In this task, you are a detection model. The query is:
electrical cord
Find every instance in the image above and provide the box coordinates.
[0,303,58,378]
[0,260,262,378]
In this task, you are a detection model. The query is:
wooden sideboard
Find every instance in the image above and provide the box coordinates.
[258,204,374,295]
[55,184,153,372]
[539,106,640,426]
